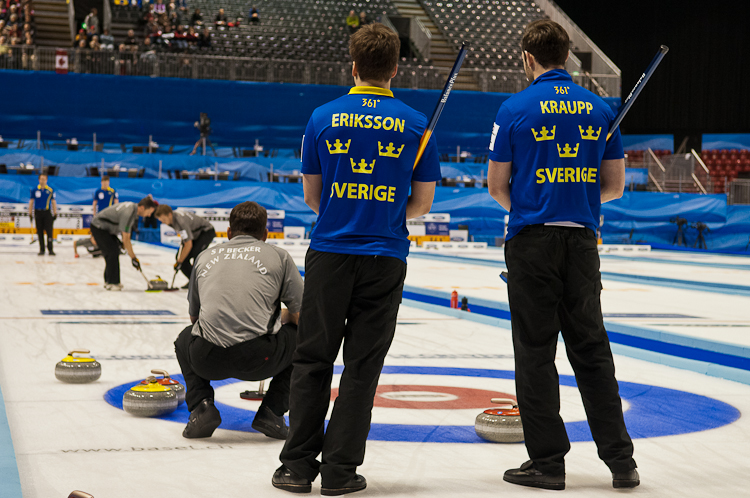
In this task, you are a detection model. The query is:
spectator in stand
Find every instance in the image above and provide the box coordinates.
[173,25,188,51]
[139,4,154,29]
[154,0,167,16]
[7,13,17,31]
[140,36,157,61]
[249,6,260,24]
[86,24,98,42]
[215,8,227,27]
[77,38,87,49]
[197,26,211,49]
[23,5,32,24]
[22,22,32,37]
[119,28,138,52]
[190,8,202,26]
[358,11,371,27]
[5,4,17,22]
[89,34,100,51]
[169,10,180,30]
[84,8,99,34]
[100,28,114,50]
[346,10,359,33]
[73,28,86,47]
[186,26,197,50]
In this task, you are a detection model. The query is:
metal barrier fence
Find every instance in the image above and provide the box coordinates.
[729,179,750,205]
[0,46,533,92]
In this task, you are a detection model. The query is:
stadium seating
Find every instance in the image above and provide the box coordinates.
[701,149,750,192]
[174,0,398,62]
[417,0,545,68]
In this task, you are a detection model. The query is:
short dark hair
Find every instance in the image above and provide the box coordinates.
[349,23,400,83]
[230,201,267,239]
[521,19,569,68]
[138,196,158,209]
[101,175,110,181]
[154,204,172,217]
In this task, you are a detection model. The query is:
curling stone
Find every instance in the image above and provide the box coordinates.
[69,491,94,498]
[143,369,185,405]
[474,398,524,443]
[123,376,178,417]
[149,276,169,290]
[55,350,101,384]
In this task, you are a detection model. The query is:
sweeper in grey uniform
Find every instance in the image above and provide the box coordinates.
[155,205,216,288]
[90,197,157,290]
[174,201,304,440]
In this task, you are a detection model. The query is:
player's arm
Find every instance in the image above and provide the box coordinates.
[121,231,137,259]
[92,199,97,215]
[406,181,436,220]
[28,198,34,221]
[488,160,512,211]
[600,158,625,203]
[51,198,57,217]
[281,308,299,325]
[179,240,193,263]
[303,174,323,215]
[188,264,200,324]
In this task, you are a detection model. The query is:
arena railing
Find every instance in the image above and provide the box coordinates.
[0,46,533,93]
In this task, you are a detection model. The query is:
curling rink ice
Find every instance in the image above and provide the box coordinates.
[2,238,750,497]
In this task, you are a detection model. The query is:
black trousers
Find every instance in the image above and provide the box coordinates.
[34,209,54,253]
[505,225,636,475]
[90,226,121,285]
[174,323,297,415]
[180,228,216,279]
[280,250,407,487]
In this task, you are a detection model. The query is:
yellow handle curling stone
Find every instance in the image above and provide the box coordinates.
[123,376,178,417]
[141,369,186,405]
[55,350,102,384]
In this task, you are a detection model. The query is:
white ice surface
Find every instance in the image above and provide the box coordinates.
[1,242,750,497]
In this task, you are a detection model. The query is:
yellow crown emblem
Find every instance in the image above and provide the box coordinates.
[531,126,555,141]
[350,158,376,174]
[579,126,602,141]
[326,139,351,154]
[378,142,405,158]
[557,143,580,158]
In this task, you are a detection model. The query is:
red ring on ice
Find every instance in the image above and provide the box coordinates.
[330,384,515,409]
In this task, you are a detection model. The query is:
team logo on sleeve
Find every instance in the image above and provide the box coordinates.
[531,126,556,141]
[579,126,602,140]
[557,143,580,158]
[326,139,351,154]
[489,123,499,151]
[378,142,405,158]
[350,158,376,174]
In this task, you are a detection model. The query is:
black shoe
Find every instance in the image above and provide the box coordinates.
[612,469,640,488]
[48,250,55,256]
[182,399,222,438]
[251,405,288,440]
[181,283,189,289]
[272,465,311,493]
[37,252,44,256]
[503,461,565,491]
[321,475,367,496]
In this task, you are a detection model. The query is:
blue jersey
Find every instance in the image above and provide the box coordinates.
[94,187,118,213]
[30,185,55,211]
[488,69,624,241]
[301,86,441,262]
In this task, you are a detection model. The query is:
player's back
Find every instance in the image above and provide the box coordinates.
[302,87,439,261]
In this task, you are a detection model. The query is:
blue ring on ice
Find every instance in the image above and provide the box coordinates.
[104,365,740,443]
